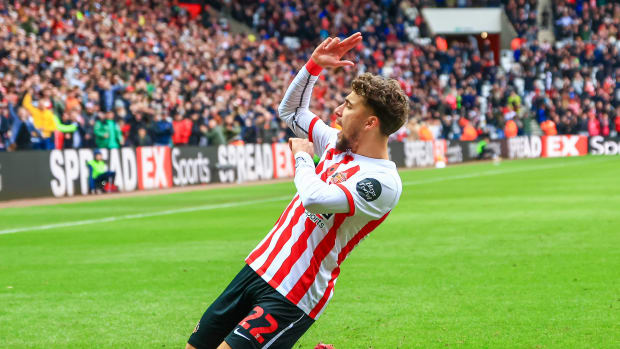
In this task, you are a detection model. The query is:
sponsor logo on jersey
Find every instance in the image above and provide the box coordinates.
[306,211,327,229]
[356,178,381,202]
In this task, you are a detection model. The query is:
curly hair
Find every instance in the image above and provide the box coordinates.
[351,73,409,136]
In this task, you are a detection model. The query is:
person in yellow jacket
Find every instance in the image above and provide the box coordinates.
[22,92,56,149]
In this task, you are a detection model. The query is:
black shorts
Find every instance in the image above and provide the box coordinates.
[188,265,314,349]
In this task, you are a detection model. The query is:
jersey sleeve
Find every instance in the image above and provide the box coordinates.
[278,59,338,157]
[293,151,350,214]
[334,171,402,219]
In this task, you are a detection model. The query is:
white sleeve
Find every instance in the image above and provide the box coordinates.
[293,152,351,215]
[278,60,339,157]
[336,170,401,219]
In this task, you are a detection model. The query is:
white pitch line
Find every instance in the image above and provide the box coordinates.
[402,157,609,186]
[0,157,608,235]
[0,195,291,235]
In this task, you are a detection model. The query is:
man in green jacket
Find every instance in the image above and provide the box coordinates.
[87,150,117,193]
[94,112,123,148]
[205,119,226,146]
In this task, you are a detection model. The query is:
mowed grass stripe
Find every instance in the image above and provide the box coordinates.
[0,156,611,235]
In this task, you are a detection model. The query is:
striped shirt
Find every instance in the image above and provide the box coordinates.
[245,60,402,319]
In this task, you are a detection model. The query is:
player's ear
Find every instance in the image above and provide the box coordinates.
[365,115,380,131]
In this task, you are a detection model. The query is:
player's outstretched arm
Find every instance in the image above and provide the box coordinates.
[278,33,363,155]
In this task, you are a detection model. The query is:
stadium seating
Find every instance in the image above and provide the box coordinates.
[0,0,617,151]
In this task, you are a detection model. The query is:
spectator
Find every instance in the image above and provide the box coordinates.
[188,113,206,146]
[128,113,148,147]
[55,111,79,149]
[418,122,434,141]
[256,114,278,144]
[588,113,601,137]
[205,119,226,146]
[94,112,123,149]
[460,120,478,141]
[172,113,193,146]
[223,115,241,143]
[242,118,258,144]
[96,77,126,113]
[541,119,558,136]
[151,113,174,146]
[136,127,153,147]
[504,119,518,138]
[8,104,41,151]
[81,102,99,148]
[22,92,56,150]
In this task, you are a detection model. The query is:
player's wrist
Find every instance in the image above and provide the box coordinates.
[294,151,314,168]
[305,58,323,76]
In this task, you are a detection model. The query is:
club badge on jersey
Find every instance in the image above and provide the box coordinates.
[331,171,347,184]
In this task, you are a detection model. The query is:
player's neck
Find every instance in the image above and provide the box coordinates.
[351,136,389,160]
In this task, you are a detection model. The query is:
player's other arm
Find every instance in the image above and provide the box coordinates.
[290,138,352,215]
[278,33,363,154]
[276,60,324,141]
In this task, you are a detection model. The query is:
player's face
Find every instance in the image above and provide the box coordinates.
[334,92,372,151]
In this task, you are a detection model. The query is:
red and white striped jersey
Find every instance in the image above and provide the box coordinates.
[245,60,402,319]
[246,59,402,319]
[246,132,401,319]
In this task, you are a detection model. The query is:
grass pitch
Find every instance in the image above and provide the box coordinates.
[1,156,619,348]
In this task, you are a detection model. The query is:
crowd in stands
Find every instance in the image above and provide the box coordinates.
[0,0,618,152]
[503,0,538,39]
[553,0,618,43]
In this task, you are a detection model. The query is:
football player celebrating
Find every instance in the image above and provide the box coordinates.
[187,32,408,349]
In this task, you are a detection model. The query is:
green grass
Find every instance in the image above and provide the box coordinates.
[1,156,619,348]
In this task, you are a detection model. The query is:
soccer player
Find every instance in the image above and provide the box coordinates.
[187,32,408,349]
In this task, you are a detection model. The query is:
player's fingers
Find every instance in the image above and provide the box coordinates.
[319,37,332,50]
[335,60,355,67]
[339,32,362,46]
[341,35,363,52]
[322,37,334,50]
[325,37,341,51]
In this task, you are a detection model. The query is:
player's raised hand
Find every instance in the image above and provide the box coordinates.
[310,32,362,69]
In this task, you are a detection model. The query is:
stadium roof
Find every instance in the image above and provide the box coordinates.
[421,8,504,35]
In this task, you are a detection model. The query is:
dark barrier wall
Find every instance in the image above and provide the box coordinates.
[0,136,613,201]
[0,151,52,200]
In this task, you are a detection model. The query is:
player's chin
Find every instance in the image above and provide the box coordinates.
[336,131,345,144]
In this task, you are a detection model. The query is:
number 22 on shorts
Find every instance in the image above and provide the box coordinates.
[238,306,279,344]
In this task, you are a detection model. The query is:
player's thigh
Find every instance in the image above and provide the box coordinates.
[188,294,249,348]
[223,300,314,349]
[188,267,256,348]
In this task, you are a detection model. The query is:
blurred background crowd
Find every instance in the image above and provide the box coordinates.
[0,0,618,151]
